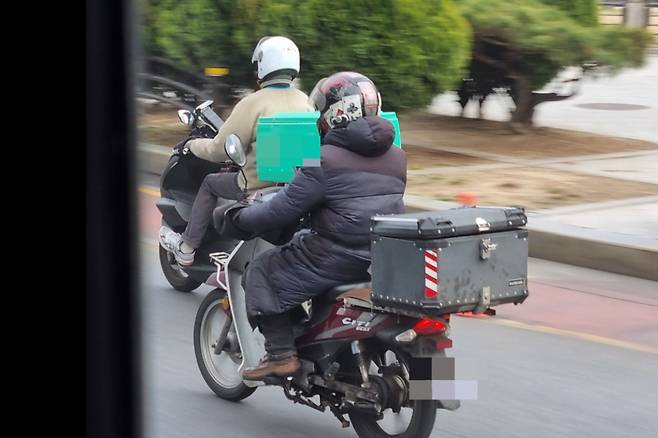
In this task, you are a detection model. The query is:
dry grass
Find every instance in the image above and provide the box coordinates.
[406,166,658,211]
[399,112,657,159]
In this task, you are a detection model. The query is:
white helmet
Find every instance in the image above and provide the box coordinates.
[251,36,300,81]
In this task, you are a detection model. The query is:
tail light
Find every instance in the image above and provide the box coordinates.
[413,318,448,335]
[395,317,448,343]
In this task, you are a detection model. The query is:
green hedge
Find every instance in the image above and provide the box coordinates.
[142,0,472,112]
[460,0,650,89]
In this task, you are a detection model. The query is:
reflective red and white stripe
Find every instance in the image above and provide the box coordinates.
[424,249,439,299]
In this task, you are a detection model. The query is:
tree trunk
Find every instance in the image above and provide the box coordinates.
[509,75,534,133]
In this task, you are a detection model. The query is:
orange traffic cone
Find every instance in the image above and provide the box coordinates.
[456,192,477,206]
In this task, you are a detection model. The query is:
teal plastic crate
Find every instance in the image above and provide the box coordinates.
[380,111,402,148]
[256,111,402,183]
[256,111,321,183]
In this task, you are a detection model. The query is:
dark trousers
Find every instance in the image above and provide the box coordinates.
[183,173,227,248]
[258,312,296,359]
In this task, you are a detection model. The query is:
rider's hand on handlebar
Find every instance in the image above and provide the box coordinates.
[172,136,203,156]
[172,138,191,156]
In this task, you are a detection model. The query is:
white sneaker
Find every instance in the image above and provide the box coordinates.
[159,226,195,266]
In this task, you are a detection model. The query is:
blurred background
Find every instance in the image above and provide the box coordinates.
[133,1,658,437]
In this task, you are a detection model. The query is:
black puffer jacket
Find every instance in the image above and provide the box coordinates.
[235,115,406,318]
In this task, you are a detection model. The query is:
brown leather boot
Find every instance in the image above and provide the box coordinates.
[242,354,301,381]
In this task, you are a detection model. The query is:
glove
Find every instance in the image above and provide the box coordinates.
[213,202,257,241]
[172,136,200,156]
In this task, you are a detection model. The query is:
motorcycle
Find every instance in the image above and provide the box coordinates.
[192,135,461,438]
[156,100,244,292]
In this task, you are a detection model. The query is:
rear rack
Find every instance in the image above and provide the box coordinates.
[208,252,230,290]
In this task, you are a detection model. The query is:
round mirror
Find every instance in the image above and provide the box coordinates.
[177,109,194,126]
[224,134,247,167]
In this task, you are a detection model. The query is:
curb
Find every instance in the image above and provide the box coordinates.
[525,219,657,281]
[140,143,657,281]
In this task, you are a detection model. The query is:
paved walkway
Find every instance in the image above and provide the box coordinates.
[428,55,658,143]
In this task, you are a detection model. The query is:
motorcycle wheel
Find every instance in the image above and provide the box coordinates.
[194,288,256,401]
[349,348,437,438]
[159,244,202,292]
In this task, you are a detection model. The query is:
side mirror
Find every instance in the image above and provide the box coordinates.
[177,109,194,126]
[224,134,247,167]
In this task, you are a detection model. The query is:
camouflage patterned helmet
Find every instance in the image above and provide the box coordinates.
[309,71,381,135]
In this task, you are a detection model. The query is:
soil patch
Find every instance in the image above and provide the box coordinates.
[399,112,657,159]
[406,166,658,211]
[405,145,488,169]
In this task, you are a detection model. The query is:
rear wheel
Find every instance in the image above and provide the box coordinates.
[349,348,437,438]
[159,244,202,292]
[194,288,256,401]
[351,400,436,438]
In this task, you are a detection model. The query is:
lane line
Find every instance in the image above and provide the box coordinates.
[487,318,658,355]
[139,186,160,197]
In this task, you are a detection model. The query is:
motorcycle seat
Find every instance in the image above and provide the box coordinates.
[297,282,372,329]
[323,282,372,303]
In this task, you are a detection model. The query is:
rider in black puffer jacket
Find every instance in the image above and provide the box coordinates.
[228,72,407,380]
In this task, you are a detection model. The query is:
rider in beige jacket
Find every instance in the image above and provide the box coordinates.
[160,36,314,265]
[188,40,314,190]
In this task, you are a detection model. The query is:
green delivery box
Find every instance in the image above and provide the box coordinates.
[256,111,321,183]
[380,111,402,148]
[256,111,402,183]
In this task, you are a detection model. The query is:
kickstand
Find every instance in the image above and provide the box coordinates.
[328,404,350,428]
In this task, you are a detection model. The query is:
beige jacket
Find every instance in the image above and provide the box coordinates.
[188,83,314,189]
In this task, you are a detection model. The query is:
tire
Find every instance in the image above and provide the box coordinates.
[350,400,437,438]
[194,288,256,401]
[349,347,437,438]
[159,244,202,292]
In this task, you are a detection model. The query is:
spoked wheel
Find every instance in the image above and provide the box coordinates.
[159,244,202,292]
[193,288,256,401]
[350,349,437,438]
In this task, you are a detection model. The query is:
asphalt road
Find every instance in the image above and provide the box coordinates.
[139,237,658,438]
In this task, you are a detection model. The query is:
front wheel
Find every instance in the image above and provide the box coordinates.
[159,244,202,292]
[194,288,256,401]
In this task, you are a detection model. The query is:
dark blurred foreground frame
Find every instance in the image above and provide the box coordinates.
[86,0,142,437]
